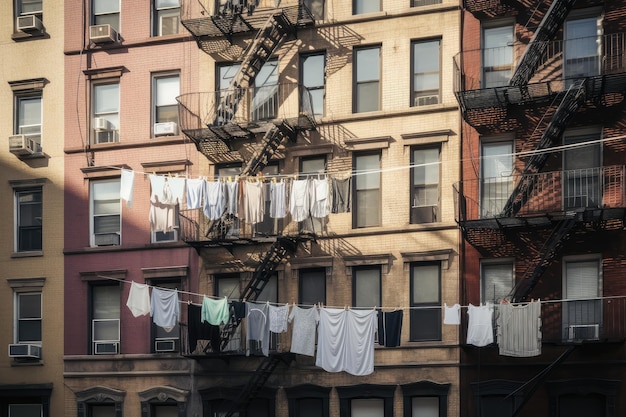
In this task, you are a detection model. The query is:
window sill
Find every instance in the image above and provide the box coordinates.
[11,359,43,366]
[12,31,48,42]
[12,251,43,258]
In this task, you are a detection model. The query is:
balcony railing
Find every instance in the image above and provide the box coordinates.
[454,166,626,222]
[176,83,315,147]
[454,32,626,101]
[460,296,626,345]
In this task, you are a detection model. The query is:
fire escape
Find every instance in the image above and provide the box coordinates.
[455,0,626,303]
[178,2,316,414]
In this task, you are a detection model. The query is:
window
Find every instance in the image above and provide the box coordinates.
[256,163,282,236]
[563,129,602,209]
[336,385,395,417]
[480,140,513,217]
[90,179,121,247]
[412,40,440,106]
[14,94,42,152]
[564,13,601,81]
[92,82,120,144]
[299,268,326,305]
[563,256,601,341]
[353,266,381,308]
[15,292,42,344]
[402,381,450,417]
[76,386,124,417]
[215,274,241,351]
[411,0,441,6]
[354,46,380,113]
[411,147,439,223]
[153,73,180,134]
[300,156,327,232]
[16,0,43,17]
[410,263,441,341]
[353,0,380,15]
[252,59,279,120]
[91,284,120,354]
[303,0,324,20]
[472,380,522,417]
[482,24,513,88]
[153,0,180,36]
[481,260,513,303]
[547,379,619,417]
[8,404,43,417]
[15,188,42,252]
[301,53,325,117]
[286,385,331,417]
[353,152,381,228]
[139,387,188,417]
[151,281,180,353]
[201,388,276,417]
[93,0,120,32]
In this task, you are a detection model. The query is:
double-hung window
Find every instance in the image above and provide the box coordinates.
[563,256,601,342]
[16,292,42,345]
[153,73,180,137]
[92,82,120,144]
[353,152,381,228]
[303,0,324,20]
[480,140,513,217]
[153,0,180,36]
[300,156,327,232]
[354,46,380,113]
[301,53,325,118]
[410,263,441,341]
[14,0,43,36]
[353,0,380,15]
[482,24,513,88]
[411,147,440,223]
[353,266,381,308]
[412,39,441,106]
[15,188,42,252]
[91,284,121,354]
[15,94,42,153]
[252,59,279,121]
[481,260,514,303]
[564,12,602,81]
[90,179,121,247]
[93,0,120,32]
[563,128,602,209]
[151,281,180,353]
[299,268,326,305]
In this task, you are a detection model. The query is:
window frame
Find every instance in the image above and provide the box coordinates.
[89,283,121,355]
[92,0,121,32]
[149,280,181,353]
[353,151,381,228]
[299,268,326,305]
[14,92,43,152]
[300,52,326,118]
[480,259,514,304]
[14,187,43,253]
[401,381,450,417]
[409,262,442,342]
[480,138,514,218]
[410,146,440,224]
[152,72,180,135]
[481,22,514,88]
[14,291,42,345]
[352,266,381,308]
[353,46,381,113]
[92,80,121,144]
[90,178,121,247]
[336,384,396,417]
[285,384,331,417]
[411,38,441,107]
[152,0,181,37]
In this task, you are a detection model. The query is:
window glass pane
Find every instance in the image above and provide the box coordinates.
[94,0,119,14]
[217,276,240,299]
[159,11,180,35]
[18,97,42,129]
[20,0,43,14]
[8,404,41,417]
[356,48,379,82]
[256,274,278,302]
[354,268,380,308]
[18,321,42,342]
[303,54,325,87]
[355,154,380,190]
[356,82,379,113]
[93,285,120,319]
[300,269,325,305]
[19,293,41,318]
[565,260,599,299]
[156,0,180,8]
[352,399,384,417]
[412,397,439,417]
[481,262,513,303]
[94,181,120,201]
[156,76,180,106]
[354,0,380,14]
[301,157,326,175]
[297,398,324,417]
[91,405,116,417]
[154,405,179,417]
[483,26,513,88]
[413,40,440,101]
[94,13,119,30]
[219,64,241,89]
[412,264,440,304]
[94,84,119,114]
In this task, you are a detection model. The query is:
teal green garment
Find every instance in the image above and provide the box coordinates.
[201,296,230,325]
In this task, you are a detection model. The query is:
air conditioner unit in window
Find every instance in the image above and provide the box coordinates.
[155,339,177,352]
[94,233,120,246]
[154,122,178,137]
[93,117,113,131]
[568,324,599,341]
[411,205,438,223]
[17,15,43,32]
[415,95,439,106]
[8,343,41,359]
[94,342,119,355]
[9,134,40,156]
[89,24,120,44]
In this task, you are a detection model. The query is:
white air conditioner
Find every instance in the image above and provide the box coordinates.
[154,122,178,137]
[568,324,599,341]
[8,343,41,359]
[94,233,120,246]
[155,339,177,352]
[93,117,113,131]
[94,342,119,354]
[17,15,43,32]
[89,24,120,44]
[415,95,439,106]
[9,134,39,155]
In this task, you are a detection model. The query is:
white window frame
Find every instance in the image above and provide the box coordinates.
[92,81,120,144]
[91,284,121,355]
[481,22,514,88]
[152,72,180,133]
[480,259,514,303]
[15,292,42,344]
[15,93,43,152]
[562,254,602,341]
[564,9,603,82]
[153,0,180,36]
[90,178,121,247]
[93,0,120,32]
[14,187,43,253]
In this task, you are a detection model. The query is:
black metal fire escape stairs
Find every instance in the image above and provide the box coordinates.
[509,216,578,302]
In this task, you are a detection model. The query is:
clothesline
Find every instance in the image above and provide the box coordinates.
[96,273,626,311]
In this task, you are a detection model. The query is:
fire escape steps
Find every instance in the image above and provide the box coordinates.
[509,0,578,86]
[501,79,587,216]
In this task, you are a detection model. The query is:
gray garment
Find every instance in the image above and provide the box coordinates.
[497,300,542,357]
[150,288,179,332]
[246,301,271,356]
[331,177,351,213]
[288,305,319,356]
